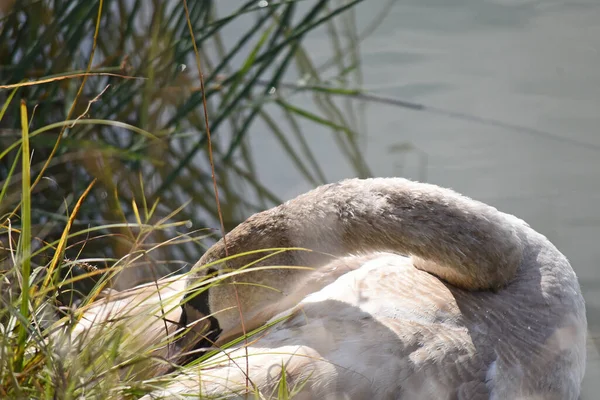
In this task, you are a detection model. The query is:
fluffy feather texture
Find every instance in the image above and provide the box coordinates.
[187,178,528,337]
[74,177,585,399]
[153,177,585,399]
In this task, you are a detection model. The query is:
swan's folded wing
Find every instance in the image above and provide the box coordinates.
[142,255,488,400]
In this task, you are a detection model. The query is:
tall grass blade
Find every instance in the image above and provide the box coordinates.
[43,179,97,290]
[14,100,31,373]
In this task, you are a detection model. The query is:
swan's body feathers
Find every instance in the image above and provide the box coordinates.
[63,178,585,399]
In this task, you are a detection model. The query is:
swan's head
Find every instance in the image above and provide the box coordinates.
[182,245,315,346]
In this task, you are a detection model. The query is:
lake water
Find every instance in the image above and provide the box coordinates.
[213,0,600,396]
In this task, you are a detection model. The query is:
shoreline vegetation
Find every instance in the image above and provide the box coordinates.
[0,1,372,398]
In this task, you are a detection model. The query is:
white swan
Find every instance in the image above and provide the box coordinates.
[141,177,587,399]
[62,178,586,398]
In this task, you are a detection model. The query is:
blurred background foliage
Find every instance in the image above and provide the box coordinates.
[0,0,375,291]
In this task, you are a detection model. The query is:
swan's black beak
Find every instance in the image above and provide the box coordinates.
[174,290,222,365]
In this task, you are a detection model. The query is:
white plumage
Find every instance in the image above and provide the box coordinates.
[64,178,586,399]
